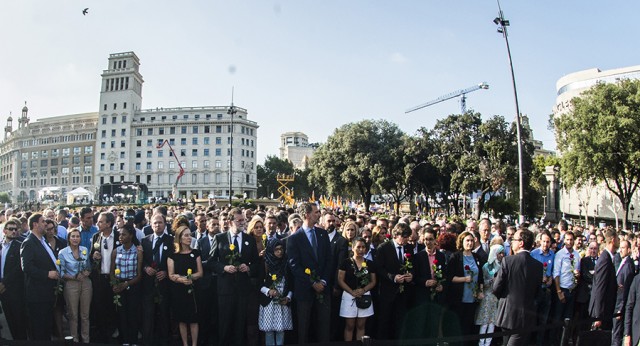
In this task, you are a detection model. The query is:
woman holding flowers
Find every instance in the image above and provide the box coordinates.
[59,228,92,342]
[110,224,143,345]
[446,231,484,346]
[258,238,293,346]
[337,237,377,341]
[475,244,504,346]
[168,225,203,346]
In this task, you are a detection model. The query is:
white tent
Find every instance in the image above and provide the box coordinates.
[66,187,94,204]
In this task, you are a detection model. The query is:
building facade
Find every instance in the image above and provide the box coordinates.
[279,131,315,169]
[0,51,258,204]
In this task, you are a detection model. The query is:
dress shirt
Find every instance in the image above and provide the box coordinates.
[230,232,242,253]
[79,225,98,250]
[553,247,580,289]
[41,236,58,266]
[531,247,555,283]
[59,246,91,277]
[152,234,165,260]
[100,232,115,274]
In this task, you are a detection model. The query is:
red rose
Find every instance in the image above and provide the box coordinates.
[464,265,470,271]
[385,234,391,239]
[543,262,548,268]
[569,254,574,259]
[433,259,439,265]
[404,253,411,259]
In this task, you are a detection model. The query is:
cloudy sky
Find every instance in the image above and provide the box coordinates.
[1,1,639,163]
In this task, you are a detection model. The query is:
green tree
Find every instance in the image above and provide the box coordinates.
[256,156,294,198]
[309,119,405,211]
[0,192,10,204]
[554,79,640,229]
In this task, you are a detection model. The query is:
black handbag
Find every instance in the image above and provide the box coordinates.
[354,295,372,309]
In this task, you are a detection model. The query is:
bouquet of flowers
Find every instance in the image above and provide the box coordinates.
[305,267,324,303]
[430,259,444,300]
[399,253,413,293]
[465,264,479,301]
[226,244,241,267]
[112,268,123,310]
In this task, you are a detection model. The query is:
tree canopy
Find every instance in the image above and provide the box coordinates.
[554,79,640,229]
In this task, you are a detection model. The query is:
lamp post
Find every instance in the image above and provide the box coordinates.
[228,96,237,208]
[493,0,525,225]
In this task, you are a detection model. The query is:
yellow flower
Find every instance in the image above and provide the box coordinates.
[82,250,87,256]
[262,234,267,240]
[93,242,100,250]
[229,244,236,251]
[115,268,121,275]
[187,268,193,275]
[56,259,61,266]
[271,274,277,281]
[361,262,367,268]
[304,268,311,275]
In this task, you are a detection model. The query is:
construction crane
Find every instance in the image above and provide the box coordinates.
[406,82,489,114]
[157,140,185,199]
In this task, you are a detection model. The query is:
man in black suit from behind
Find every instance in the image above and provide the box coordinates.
[141,213,174,346]
[286,202,332,344]
[209,208,259,346]
[612,240,636,346]
[624,273,640,346]
[0,219,28,340]
[590,228,619,331]
[493,228,543,346]
[20,213,60,341]
[196,215,220,346]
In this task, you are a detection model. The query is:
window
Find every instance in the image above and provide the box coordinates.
[122,115,127,123]
[62,148,70,156]
[181,126,187,134]
[146,162,152,170]
[215,137,221,145]
[204,126,210,133]
[123,103,127,110]
[147,139,153,147]
[169,139,175,145]
[159,127,165,135]
[215,149,221,156]
[204,173,209,184]
[136,140,141,147]
[84,156,92,164]
[204,149,209,156]
[120,140,126,148]
[215,173,221,184]
[113,103,117,110]
[136,151,141,158]
[204,160,210,168]
[158,151,164,158]
[101,142,106,149]
[192,174,197,184]
[136,129,142,136]
[181,138,187,145]
[192,149,198,156]
[192,161,198,168]
[100,164,105,171]
[148,128,153,136]
[169,161,175,169]
[204,137,210,145]
[215,160,221,168]
[216,126,222,133]
[170,127,176,134]
[192,138,198,145]
[180,149,186,157]
[110,141,115,148]
[120,152,125,159]
[192,126,198,134]
[101,130,106,138]
[111,129,116,137]
[147,151,152,158]
[112,117,117,124]
[158,162,164,169]
[121,129,126,136]
[135,163,141,170]
[84,146,93,154]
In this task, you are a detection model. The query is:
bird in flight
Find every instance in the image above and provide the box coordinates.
[82,8,89,15]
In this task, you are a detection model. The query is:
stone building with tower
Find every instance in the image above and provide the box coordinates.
[0,51,258,204]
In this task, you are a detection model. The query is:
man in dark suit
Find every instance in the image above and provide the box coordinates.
[493,228,543,346]
[325,212,348,341]
[574,241,598,338]
[209,208,258,346]
[89,211,119,343]
[20,213,59,341]
[374,222,414,340]
[624,274,640,346]
[195,215,220,346]
[141,213,174,346]
[473,231,489,264]
[590,228,619,331]
[612,240,636,346]
[0,219,27,340]
[286,202,332,344]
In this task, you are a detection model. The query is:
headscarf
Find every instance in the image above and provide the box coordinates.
[265,237,287,277]
[485,244,505,277]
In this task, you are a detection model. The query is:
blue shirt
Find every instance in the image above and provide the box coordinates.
[58,246,91,278]
[79,225,98,250]
[462,254,479,303]
[531,247,555,287]
[553,247,580,290]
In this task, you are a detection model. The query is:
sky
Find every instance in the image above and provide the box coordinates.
[1,1,639,165]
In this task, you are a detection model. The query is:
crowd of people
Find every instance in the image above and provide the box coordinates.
[0,203,638,345]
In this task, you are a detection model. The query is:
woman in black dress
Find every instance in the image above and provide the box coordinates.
[168,225,203,346]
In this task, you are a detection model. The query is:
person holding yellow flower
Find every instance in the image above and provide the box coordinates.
[259,238,292,346]
[168,225,203,346]
[110,224,143,345]
[59,228,92,343]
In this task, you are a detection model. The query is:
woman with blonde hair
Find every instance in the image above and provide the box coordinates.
[168,225,203,346]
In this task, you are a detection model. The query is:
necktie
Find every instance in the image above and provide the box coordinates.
[233,235,239,253]
[310,229,318,258]
[397,246,403,263]
[153,236,162,264]
[210,237,214,250]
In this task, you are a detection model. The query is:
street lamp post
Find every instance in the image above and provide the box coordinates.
[228,94,237,208]
[493,0,525,225]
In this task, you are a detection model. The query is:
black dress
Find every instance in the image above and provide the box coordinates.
[170,249,200,323]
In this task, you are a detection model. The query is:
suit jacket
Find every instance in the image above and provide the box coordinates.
[208,231,258,295]
[413,249,447,303]
[614,254,636,317]
[445,251,484,306]
[329,232,348,289]
[286,227,331,302]
[89,230,120,275]
[576,255,597,303]
[493,250,543,330]
[589,249,617,321]
[197,234,215,289]
[374,240,415,298]
[1,240,25,299]
[473,246,489,264]
[20,233,57,303]
[141,233,174,293]
[625,275,640,346]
